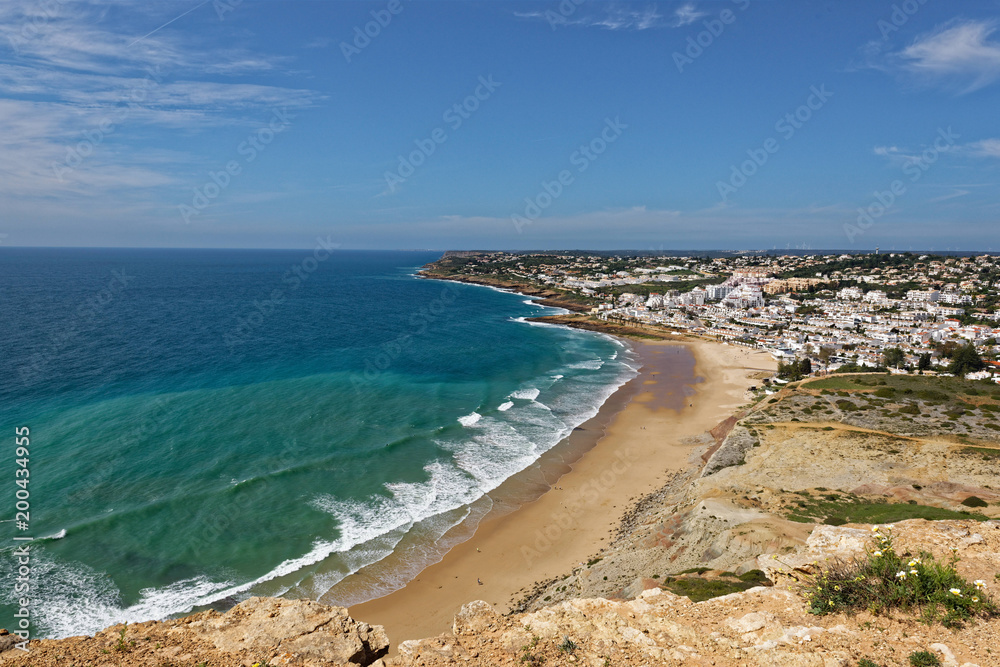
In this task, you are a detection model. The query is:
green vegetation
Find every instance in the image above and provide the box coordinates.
[960,446,1000,461]
[520,635,544,666]
[908,651,942,666]
[805,528,998,628]
[784,493,986,525]
[949,342,984,377]
[558,638,578,655]
[660,570,767,602]
[114,624,135,654]
[807,374,999,408]
[961,496,989,508]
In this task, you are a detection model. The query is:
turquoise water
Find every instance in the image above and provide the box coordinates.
[0,249,637,638]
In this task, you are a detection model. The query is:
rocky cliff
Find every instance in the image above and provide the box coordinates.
[6,520,994,667]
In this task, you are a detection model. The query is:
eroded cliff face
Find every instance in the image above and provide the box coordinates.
[0,596,389,667]
[517,387,1000,611]
[3,520,997,667]
[388,520,999,667]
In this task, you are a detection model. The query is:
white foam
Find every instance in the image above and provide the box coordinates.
[0,550,237,640]
[568,359,604,370]
[510,388,540,400]
[458,412,481,427]
[18,344,643,640]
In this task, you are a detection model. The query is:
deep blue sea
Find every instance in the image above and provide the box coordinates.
[0,249,637,638]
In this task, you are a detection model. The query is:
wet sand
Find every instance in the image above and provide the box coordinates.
[348,338,775,646]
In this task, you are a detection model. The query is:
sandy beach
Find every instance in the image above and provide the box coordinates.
[348,336,775,646]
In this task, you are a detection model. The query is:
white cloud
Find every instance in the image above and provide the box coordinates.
[0,0,321,209]
[514,5,670,31]
[965,138,1000,158]
[670,3,707,28]
[896,19,1000,93]
[874,136,1000,165]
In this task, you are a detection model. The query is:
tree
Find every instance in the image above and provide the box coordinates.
[818,347,834,374]
[778,361,803,381]
[936,340,960,359]
[948,342,984,377]
[882,348,905,369]
[917,353,932,371]
[799,357,813,375]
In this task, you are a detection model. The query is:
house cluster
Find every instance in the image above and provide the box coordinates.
[449,251,1000,382]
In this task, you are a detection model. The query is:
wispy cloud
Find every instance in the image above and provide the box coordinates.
[0,0,321,210]
[876,137,1000,163]
[866,19,1000,94]
[514,5,671,32]
[964,138,1000,158]
[669,3,707,28]
[926,189,971,203]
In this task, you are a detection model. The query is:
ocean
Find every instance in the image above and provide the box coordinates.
[0,248,638,638]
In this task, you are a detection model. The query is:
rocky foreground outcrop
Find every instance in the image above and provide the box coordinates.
[3,520,997,666]
[391,520,999,667]
[0,597,388,667]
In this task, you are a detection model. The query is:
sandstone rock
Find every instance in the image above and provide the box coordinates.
[452,600,497,636]
[930,642,958,667]
[725,611,770,633]
[187,597,387,665]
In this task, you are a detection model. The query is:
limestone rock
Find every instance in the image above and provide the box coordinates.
[452,600,497,636]
[188,597,388,666]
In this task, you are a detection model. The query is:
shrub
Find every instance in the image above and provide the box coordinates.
[874,388,896,398]
[917,390,949,401]
[836,400,859,412]
[824,516,847,526]
[908,651,941,666]
[738,569,769,584]
[804,527,998,628]
[858,659,882,667]
[961,496,988,508]
[898,404,920,415]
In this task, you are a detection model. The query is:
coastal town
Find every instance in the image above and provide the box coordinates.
[429,250,1000,383]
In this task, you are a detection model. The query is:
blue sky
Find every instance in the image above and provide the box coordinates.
[1,0,999,250]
